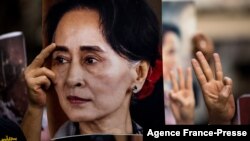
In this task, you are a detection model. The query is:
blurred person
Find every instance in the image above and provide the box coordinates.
[162,24,181,80]
[162,23,181,124]
[162,24,196,125]
[192,34,214,64]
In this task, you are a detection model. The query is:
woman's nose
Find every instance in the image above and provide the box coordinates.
[66,63,85,88]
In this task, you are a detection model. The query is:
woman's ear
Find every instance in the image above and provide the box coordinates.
[132,61,150,92]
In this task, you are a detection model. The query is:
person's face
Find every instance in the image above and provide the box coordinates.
[162,32,179,74]
[51,9,136,122]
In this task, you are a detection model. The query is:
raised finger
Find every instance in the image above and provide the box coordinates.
[214,53,224,81]
[196,51,213,81]
[191,59,207,86]
[186,67,193,89]
[29,43,56,69]
[178,67,185,90]
[170,71,179,92]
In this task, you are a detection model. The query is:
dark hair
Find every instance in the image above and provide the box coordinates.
[162,23,181,38]
[44,0,160,66]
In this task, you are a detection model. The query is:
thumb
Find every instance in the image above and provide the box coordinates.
[220,85,231,100]
[169,90,185,106]
[223,76,232,86]
[221,76,233,99]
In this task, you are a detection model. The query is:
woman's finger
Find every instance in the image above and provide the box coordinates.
[34,75,51,90]
[178,67,185,90]
[219,85,231,101]
[169,90,185,106]
[170,71,179,92]
[196,51,213,81]
[186,67,193,90]
[214,53,224,81]
[29,43,56,69]
[31,67,56,83]
[191,59,207,86]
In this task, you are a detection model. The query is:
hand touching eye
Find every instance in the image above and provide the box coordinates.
[24,43,56,108]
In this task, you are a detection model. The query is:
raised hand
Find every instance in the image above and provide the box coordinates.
[169,67,195,124]
[192,51,235,124]
[24,43,56,108]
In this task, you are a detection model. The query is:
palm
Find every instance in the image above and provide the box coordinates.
[202,80,235,122]
[202,80,223,104]
[169,67,195,124]
[170,89,194,124]
[192,52,235,124]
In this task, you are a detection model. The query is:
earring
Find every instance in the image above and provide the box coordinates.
[132,85,138,93]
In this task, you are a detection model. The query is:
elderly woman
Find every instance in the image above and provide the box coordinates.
[21,0,160,140]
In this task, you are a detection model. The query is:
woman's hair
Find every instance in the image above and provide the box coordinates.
[162,23,181,38]
[44,0,160,66]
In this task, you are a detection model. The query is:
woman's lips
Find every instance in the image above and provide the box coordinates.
[67,96,91,105]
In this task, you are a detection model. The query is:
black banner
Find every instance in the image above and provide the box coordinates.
[144,125,250,140]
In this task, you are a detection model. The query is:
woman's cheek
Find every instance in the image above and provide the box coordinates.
[84,61,107,76]
[52,66,68,85]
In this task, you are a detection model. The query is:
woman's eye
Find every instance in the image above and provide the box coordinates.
[55,56,68,64]
[169,48,175,54]
[84,57,98,65]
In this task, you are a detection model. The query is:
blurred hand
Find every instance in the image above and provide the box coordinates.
[169,67,195,124]
[192,51,235,124]
[24,43,56,108]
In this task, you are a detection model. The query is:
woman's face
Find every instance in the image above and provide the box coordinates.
[162,32,179,74]
[51,9,135,122]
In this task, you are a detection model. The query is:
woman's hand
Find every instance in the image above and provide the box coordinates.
[24,43,56,108]
[169,67,195,124]
[192,51,235,124]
